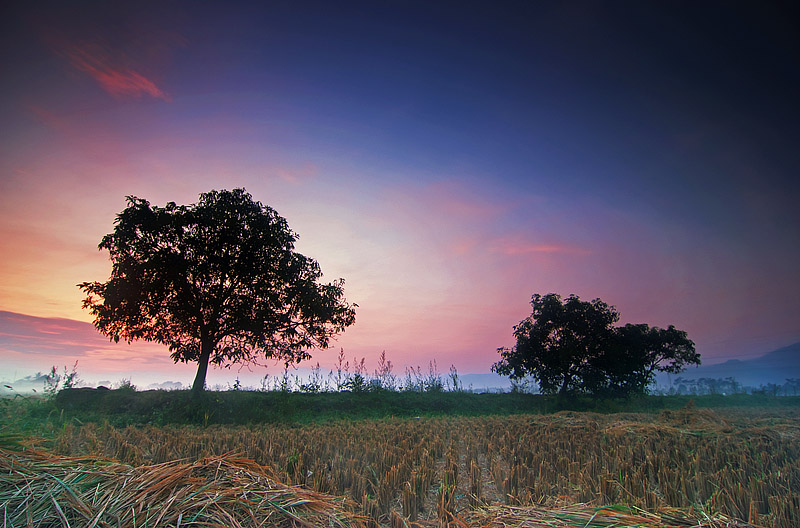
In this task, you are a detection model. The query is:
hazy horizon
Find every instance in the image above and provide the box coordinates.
[2,308,797,392]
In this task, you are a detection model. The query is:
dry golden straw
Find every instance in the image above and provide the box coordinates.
[471,503,755,528]
[0,447,364,528]
[18,407,799,527]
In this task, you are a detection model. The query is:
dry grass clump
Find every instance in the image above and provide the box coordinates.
[472,503,754,528]
[658,400,731,430]
[0,447,363,528]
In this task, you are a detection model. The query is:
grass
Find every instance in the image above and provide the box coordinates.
[39,387,800,427]
[3,388,798,444]
[1,388,797,445]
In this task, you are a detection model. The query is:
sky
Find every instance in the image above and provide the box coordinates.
[1,0,799,389]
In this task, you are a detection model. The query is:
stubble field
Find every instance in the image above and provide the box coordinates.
[6,403,797,527]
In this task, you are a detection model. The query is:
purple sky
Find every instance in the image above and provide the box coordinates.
[1,1,798,387]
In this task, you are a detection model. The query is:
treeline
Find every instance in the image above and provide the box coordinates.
[658,377,800,397]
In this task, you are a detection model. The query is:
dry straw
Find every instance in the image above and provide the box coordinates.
[16,409,798,527]
[0,446,762,528]
[471,503,755,528]
[0,447,364,528]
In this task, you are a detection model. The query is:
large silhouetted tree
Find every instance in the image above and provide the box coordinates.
[492,293,620,395]
[79,189,356,396]
[492,293,699,396]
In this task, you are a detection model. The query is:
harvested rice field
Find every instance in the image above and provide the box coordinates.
[3,405,798,527]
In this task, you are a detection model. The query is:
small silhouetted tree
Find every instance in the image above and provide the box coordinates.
[492,293,619,395]
[79,189,356,396]
[613,323,699,390]
[493,293,699,396]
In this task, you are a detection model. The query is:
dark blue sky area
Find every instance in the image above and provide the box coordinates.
[166,1,800,221]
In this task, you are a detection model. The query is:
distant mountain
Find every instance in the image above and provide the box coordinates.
[665,342,800,388]
[759,342,800,366]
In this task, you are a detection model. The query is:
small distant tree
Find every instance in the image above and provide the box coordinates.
[116,378,137,392]
[79,189,356,397]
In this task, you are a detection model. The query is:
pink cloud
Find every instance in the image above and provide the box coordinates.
[24,104,70,130]
[491,236,592,257]
[450,237,478,256]
[274,163,319,184]
[65,46,170,101]
[382,180,510,226]
[0,310,180,376]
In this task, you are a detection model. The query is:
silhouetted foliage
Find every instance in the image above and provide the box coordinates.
[612,323,700,390]
[79,189,356,396]
[493,293,699,396]
[493,294,619,395]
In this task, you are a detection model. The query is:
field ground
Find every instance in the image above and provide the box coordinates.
[1,393,798,527]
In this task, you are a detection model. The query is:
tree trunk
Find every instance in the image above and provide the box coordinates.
[559,373,571,396]
[191,339,214,397]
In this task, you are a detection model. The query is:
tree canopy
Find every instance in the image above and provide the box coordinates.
[79,189,356,395]
[492,293,699,396]
[610,323,700,393]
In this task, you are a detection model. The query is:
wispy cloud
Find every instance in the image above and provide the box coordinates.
[274,163,319,185]
[0,311,171,370]
[65,46,170,101]
[24,104,70,130]
[491,236,592,257]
